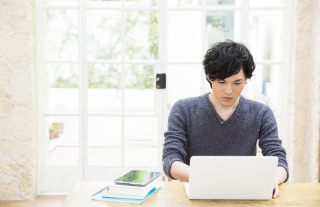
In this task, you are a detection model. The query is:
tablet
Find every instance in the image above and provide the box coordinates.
[114,170,161,187]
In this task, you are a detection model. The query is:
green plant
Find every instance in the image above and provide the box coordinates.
[49,126,55,132]
[50,124,61,132]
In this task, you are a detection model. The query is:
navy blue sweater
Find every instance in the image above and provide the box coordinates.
[162,93,289,181]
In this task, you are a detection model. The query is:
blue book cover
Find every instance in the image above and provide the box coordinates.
[91,184,161,204]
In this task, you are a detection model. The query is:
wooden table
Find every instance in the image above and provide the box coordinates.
[61,181,320,207]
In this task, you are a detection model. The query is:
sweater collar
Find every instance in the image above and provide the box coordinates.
[204,92,245,126]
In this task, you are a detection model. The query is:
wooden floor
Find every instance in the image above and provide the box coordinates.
[0,195,67,207]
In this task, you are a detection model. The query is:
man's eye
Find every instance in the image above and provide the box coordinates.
[219,82,225,84]
[235,82,241,85]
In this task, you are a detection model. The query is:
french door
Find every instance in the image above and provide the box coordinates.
[40,0,165,193]
[39,0,288,193]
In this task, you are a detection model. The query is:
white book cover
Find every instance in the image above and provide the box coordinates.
[103,177,160,197]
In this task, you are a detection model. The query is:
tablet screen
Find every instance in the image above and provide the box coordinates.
[115,170,161,184]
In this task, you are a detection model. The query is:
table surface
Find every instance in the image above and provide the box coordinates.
[61,181,320,207]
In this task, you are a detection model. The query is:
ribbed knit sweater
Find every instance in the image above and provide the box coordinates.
[162,93,289,181]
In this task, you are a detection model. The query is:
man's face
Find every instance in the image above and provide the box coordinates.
[209,68,247,107]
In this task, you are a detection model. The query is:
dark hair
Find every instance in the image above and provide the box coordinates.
[202,40,255,88]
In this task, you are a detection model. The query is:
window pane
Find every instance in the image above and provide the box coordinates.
[249,0,284,7]
[46,116,79,165]
[87,64,121,114]
[44,0,77,6]
[245,64,282,114]
[207,0,241,6]
[169,0,202,7]
[87,10,121,60]
[248,10,283,61]
[125,65,154,115]
[46,64,79,113]
[168,11,202,61]
[44,9,78,60]
[206,11,241,47]
[88,116,121,166]
[124,117,158,166]
[125,0,158,7]
[87,0,121,7]
[125,11,159,60]
[167,65,202,113]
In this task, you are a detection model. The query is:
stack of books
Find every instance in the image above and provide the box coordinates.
[92,177,161,204]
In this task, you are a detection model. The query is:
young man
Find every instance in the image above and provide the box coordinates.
[162,40,288,199]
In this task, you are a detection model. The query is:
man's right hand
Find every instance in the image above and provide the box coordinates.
[170,161,190,182]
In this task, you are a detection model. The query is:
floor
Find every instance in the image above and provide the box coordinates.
[0,195,67,207]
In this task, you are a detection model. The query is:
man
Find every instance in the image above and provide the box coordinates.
[162,40,288,199]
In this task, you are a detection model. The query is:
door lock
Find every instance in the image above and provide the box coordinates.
[149,74,166,89]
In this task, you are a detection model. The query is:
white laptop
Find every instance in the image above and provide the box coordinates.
[184,156,278,200]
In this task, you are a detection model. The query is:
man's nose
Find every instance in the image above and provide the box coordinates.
[225,84,233,94]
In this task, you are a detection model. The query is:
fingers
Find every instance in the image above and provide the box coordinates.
[273,184,279,199]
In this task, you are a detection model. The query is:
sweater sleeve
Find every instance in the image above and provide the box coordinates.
[258,106,289,182]
[162,100,188,180]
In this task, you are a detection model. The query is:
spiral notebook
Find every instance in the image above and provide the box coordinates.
[91,184,161,204]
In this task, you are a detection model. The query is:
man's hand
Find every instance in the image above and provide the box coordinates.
[170,161,190,181]
[273,166,288,199]
[272,178,281,199]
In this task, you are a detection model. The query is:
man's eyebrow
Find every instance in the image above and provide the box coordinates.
[234,79,243,82]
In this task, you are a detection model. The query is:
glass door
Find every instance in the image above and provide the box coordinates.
[164,0,241,117]
[41,0,164,192]
[164,1,287,144]
[41,1,83,193]
[84,0,163,181]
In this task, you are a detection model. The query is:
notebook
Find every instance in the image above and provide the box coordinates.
[91,184,161,204]
[104,177,160,197]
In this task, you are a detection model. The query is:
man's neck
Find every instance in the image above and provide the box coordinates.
[210,93,239,112]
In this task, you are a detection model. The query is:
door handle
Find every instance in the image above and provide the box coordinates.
[148,76,160,81]
[152,74,166,89]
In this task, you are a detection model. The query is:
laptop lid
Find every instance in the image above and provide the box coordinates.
[188,156,278,200]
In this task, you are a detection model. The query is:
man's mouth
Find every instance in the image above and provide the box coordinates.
[222,97,232,102]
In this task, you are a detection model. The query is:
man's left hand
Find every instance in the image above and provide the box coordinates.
[272,179,281,199]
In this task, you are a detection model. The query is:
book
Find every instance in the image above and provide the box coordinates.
[102,191,145,199]
[91,184,161,204]
[103,177,160,197]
